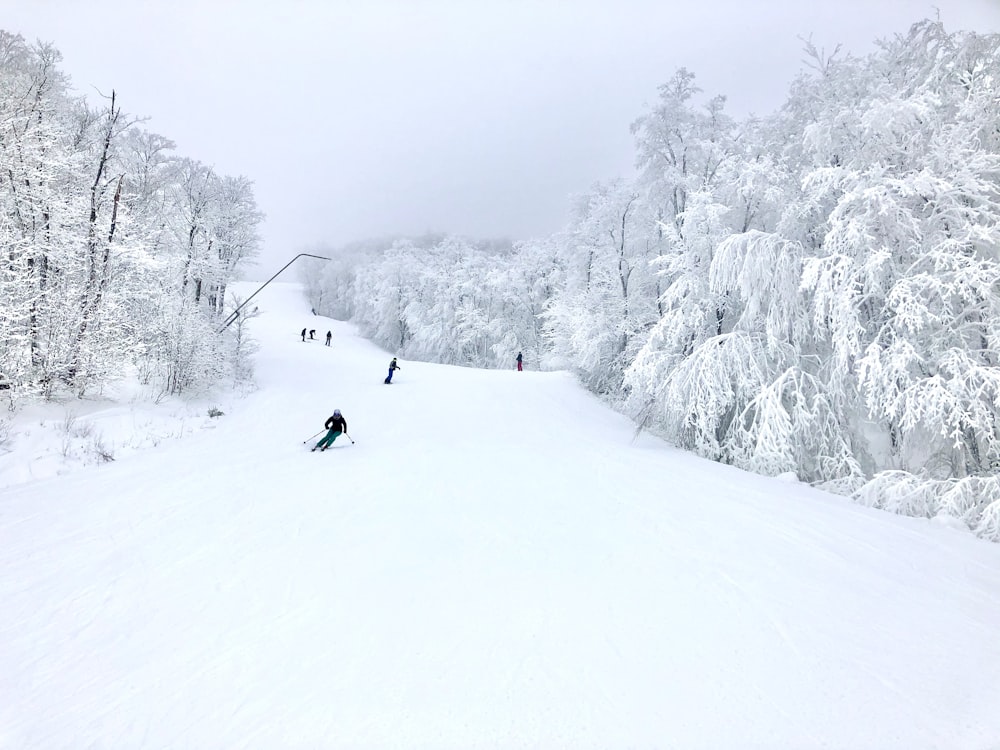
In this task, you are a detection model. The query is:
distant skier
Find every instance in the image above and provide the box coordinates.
[325,331,332,346]
[309,329,316,340]
[312,409,347,452]
[301,327,307,342]
[384,357,401,384]
[516,351,523,371]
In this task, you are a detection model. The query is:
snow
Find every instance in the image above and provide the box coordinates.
[0,392,228,490]
[2,282,1000,749]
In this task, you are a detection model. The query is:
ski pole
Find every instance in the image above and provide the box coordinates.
[344,431,355,444]
[302,429,324,444]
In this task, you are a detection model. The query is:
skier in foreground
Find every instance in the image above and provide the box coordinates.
[312,409,347,451]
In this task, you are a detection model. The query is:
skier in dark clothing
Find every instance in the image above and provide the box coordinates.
[309,329,316,340]
[516,351,523,371]
[325,331,332,346]
[384,357,400,384]
[301,328,307,341]
[312,409,347,451]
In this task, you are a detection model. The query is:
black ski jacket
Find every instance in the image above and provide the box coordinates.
[325,415,347,432]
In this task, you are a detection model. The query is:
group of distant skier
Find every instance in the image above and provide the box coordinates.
[301,328,333,346]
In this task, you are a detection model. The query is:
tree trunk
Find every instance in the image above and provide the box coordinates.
[68,91,122,386]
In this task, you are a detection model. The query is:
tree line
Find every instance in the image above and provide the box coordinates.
[0,31,261,402]
[305,21,1000,540]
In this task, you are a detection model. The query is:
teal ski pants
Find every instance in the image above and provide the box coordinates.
[316,430,342,449]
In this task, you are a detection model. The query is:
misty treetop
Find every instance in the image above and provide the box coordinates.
[304,20,1000,540]
[0,31,262,401]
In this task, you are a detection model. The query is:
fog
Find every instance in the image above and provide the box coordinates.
[4,0,999,276]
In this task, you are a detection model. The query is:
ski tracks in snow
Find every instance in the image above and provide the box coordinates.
[4,283,1000,748]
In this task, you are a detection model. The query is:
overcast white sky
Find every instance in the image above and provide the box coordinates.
[3,0,999,277]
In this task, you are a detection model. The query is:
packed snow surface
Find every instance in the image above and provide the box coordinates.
[2,283,999,749]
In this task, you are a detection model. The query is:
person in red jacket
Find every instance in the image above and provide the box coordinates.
[312,409,347,451]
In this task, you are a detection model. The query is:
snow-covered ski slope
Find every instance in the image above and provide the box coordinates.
[2,282,1000,750]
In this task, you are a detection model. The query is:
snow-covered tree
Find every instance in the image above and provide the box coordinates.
[0,31,261,401]
[544,179,664,392]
